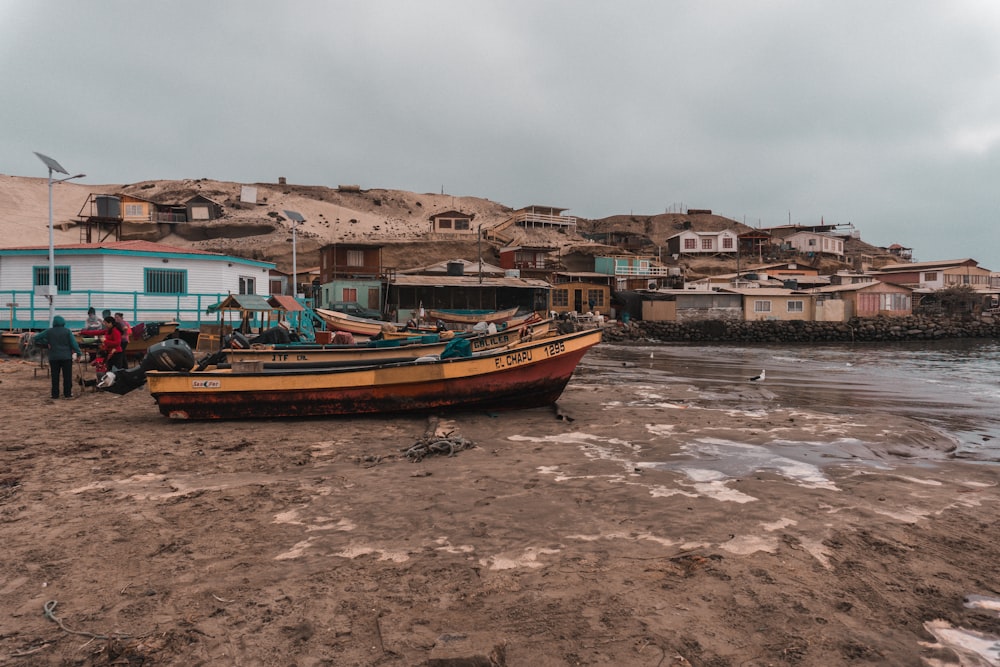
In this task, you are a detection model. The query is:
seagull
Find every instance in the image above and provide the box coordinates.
[749,369,766,382]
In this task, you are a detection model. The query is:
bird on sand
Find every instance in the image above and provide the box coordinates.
[749,369,766,382]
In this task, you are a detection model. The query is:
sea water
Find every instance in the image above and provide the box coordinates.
[580,338,1000,462]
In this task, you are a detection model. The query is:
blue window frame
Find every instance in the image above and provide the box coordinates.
[33,265,71,292]
[145,267,187,294]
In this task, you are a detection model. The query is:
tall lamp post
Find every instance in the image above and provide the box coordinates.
[34,152,85,326]
[283,210,305,298]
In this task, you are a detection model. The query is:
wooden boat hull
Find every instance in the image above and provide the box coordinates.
[146,328,602,420]
[314,308,385,337]
[426,306,519,325]
[1,332,23,356]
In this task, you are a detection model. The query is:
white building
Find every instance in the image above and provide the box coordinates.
[0,240,274,328]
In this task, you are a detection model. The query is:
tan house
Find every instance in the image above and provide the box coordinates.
[720,288,814,321]
[428,210,474,235]
[549,279,611,317]
[810,281,912,321]
[869,258,992,289]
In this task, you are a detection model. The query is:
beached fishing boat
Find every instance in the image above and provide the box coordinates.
[426,306,519,326]
[314,307,386,337]
[102,328,601,420]
[225,323,555,369]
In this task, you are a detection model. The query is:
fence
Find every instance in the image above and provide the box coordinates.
[2,289,237,330]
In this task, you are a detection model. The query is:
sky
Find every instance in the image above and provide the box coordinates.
[2,1,999,269]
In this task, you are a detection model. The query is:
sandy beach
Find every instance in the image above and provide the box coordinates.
[1,348,999,666]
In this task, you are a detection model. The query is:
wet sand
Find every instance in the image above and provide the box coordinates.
[1,352,999,666]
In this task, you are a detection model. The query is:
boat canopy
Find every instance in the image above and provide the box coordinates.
[207,294,274,313]
[267,295,304,312]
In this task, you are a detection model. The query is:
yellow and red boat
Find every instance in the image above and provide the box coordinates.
[103,328,601,420]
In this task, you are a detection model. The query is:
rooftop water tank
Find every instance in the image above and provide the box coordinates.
[95,195,121,218]
[446,261,465,276]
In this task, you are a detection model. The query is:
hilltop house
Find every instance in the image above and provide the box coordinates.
[0,240,273,328]
[781,231,845,259]
[428,210,475,235]
[664,229,739,257]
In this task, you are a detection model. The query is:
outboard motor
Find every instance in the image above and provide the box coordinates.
[98,338,196,395]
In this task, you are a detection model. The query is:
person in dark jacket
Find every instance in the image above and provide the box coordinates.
[33,314,83,399]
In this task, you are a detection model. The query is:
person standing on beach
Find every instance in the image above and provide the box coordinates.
[33,315,83,400]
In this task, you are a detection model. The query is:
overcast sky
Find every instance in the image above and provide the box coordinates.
[2,1,999,269]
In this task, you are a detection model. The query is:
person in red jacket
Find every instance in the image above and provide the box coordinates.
[99,315,127,371]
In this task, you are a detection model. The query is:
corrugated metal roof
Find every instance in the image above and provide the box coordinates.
[391,275,550,289]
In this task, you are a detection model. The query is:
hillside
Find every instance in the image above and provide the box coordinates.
[0,175,889,276]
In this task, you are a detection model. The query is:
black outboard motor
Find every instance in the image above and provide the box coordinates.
[98,338,197,395]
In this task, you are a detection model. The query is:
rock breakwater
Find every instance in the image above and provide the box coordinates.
[604,314,1000,343]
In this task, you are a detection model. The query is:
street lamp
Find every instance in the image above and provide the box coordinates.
[34,152,85,326]
[283,210,305,298]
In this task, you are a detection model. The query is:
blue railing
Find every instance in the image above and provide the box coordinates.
[1,289,236,330]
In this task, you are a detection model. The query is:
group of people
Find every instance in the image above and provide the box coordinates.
[34,307,132,400]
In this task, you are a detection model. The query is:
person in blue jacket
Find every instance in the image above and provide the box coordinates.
[33,315,83,400]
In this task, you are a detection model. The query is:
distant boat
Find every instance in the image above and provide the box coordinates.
[105,328,602,420]
[314,308,386,337]
[426,306,520,326]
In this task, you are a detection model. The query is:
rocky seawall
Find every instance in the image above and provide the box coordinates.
[604,314,1000,343]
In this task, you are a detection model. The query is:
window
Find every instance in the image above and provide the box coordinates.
[753,300,772,313]
[924,272,937,281]
[787,300,804,312]
[239,276,255,295]
[722,237,734,249]
[124,203,144,217]
[145,268,186,294]
[438,219,453,229]
[701,238,713,250]
[33,266,71,292]
[454,219,470,230]
[346,250,364,267]
[684,238,696,250]
[808,239,817,246]
[552,289,568,307]
[342,287,357,301]
[587,290,604,308]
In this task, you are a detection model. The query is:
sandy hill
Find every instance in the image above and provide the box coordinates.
[0,175,520,271]
[1,174,888,276]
